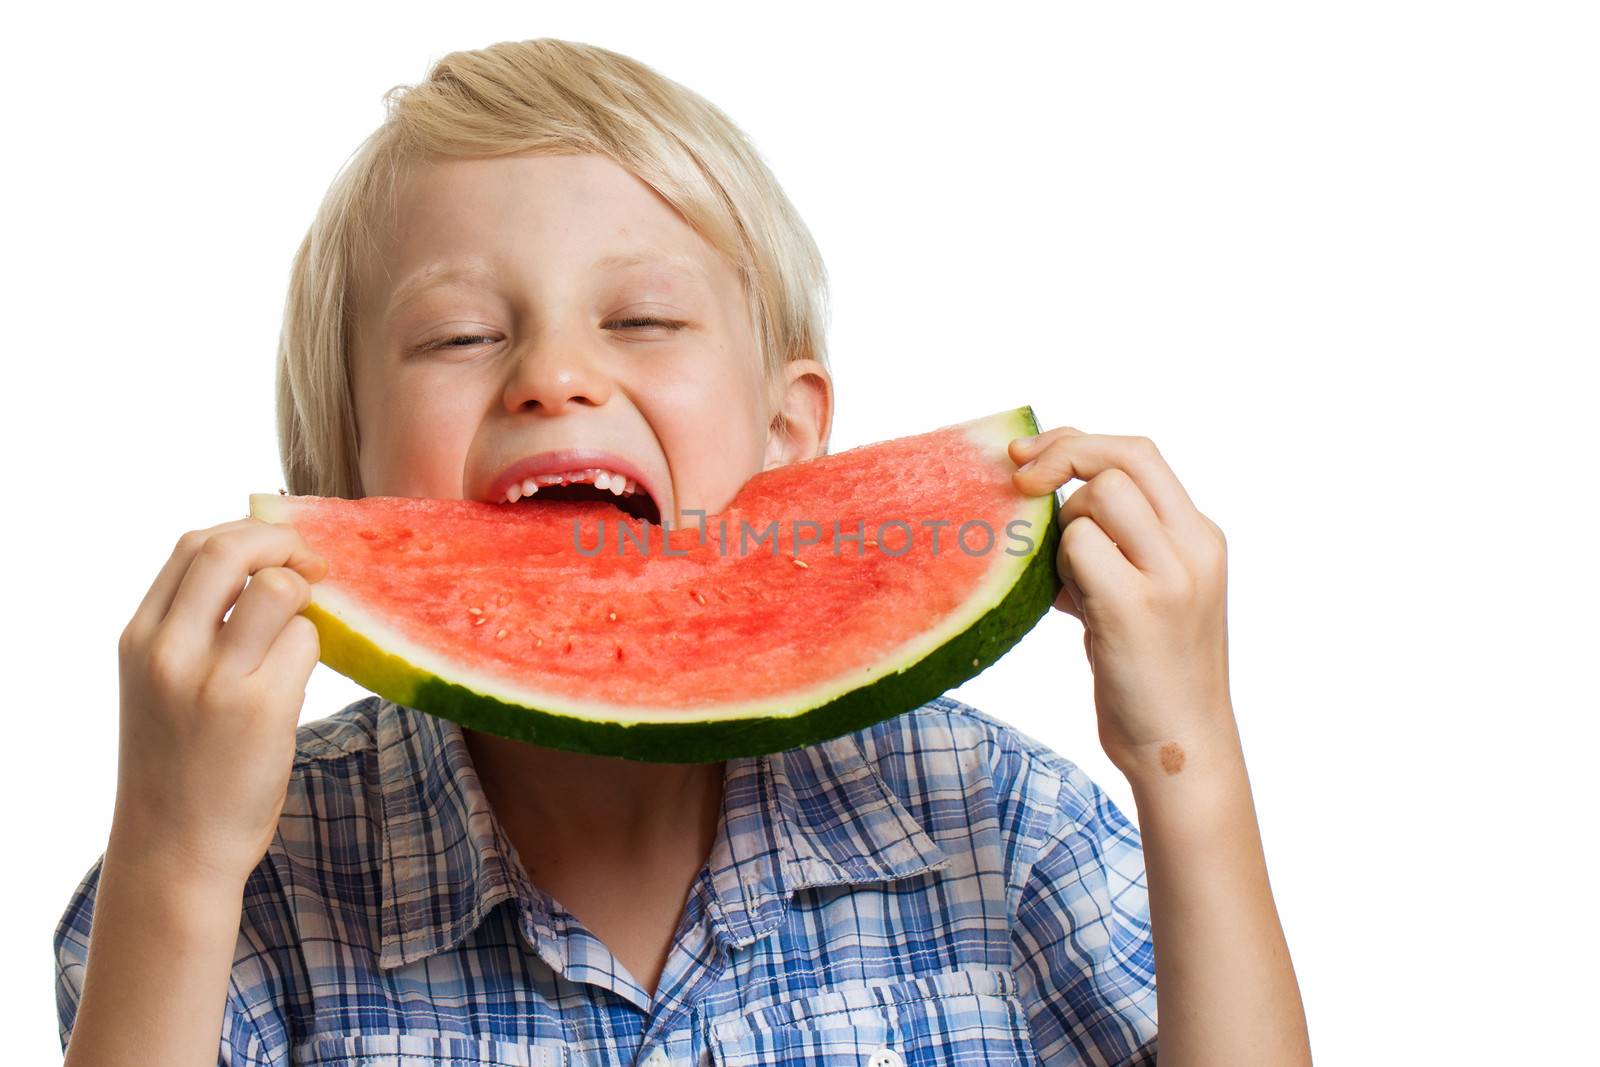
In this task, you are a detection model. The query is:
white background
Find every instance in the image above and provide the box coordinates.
[5,2,1596,1062]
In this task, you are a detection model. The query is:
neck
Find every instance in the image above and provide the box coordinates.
[461,727,726,860]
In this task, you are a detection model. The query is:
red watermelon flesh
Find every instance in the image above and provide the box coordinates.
[250,406,1060,761]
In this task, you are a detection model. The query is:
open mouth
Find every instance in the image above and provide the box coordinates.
[496,470,662,526]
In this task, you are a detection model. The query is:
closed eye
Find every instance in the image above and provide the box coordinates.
[411,334,498,354]
[608,317,686,331]
[419,318,685,353]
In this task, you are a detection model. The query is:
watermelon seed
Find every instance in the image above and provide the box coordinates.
[535,637,544,648]
[866,539,878,547]
[792,557,809,569]
[496,628,508,640]
[473,616,486,626]
[614,644,624,662]
[608,611,617,622]
[467,606,483,616]
[972,657,980,667]
[396,528,414,539]
[497,593,511,607]
[419,541,434,551]
[692,591,706,606]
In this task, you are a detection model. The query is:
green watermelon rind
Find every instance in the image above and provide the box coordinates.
[261,406,1062,763]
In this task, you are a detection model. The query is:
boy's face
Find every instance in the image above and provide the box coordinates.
[349,152,827,526]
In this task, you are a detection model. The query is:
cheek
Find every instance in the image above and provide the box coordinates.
[636,347,769,501]
[357,368,482,498]
[652,343,764,428]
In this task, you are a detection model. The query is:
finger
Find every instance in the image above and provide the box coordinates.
[1058,469,1187,579]
[212,566,314,679]
[126,519,261,647]
[162,522,328,654]
[1059,513,1139,607]
[252,613,320,697]
[1013,432,1201,534]
[1054,575,1085,621]
[1009,425,1084,462]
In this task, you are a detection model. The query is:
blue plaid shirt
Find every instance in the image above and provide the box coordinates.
[55,694,1158,1065]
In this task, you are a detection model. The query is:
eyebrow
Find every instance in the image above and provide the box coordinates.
[383,261,498,318]
[590,251,712,283]
[384,251,712,318]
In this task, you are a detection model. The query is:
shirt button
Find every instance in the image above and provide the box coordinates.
[642,1046,671,1067]
[867,1048,904,1067]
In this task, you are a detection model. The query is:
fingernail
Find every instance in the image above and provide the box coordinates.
[1017,459,1035,474]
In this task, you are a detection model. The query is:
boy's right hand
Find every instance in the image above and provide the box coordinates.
[110,517,329,890]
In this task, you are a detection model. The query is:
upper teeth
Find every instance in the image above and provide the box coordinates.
[503,468,642,503]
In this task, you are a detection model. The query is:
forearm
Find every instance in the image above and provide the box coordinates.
[1122,712,1312,1067]
[64,837,246,1067]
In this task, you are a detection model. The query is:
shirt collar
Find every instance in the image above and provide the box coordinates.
[374,699,952,970]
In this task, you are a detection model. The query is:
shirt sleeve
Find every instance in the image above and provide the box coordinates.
[1010,765,1160,1066]
[53,853,269,1066]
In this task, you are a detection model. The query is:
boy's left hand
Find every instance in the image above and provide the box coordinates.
[1009,428,1233,780]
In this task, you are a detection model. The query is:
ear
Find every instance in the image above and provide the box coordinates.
[763,359,833,470]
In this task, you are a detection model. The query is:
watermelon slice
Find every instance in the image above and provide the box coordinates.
[249,406,1060,762]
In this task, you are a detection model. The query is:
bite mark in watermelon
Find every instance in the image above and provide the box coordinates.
[249,406,1061,762]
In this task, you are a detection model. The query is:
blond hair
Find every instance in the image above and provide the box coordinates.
[276,38,830,498]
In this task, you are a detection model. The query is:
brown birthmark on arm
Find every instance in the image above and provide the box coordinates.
[1159,741,1186,775]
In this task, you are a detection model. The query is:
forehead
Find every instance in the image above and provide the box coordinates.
[361,153,735,314]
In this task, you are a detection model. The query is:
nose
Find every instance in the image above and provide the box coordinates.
[501,329,614,415]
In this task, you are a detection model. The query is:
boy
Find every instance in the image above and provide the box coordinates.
[54,38,1311,1065]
